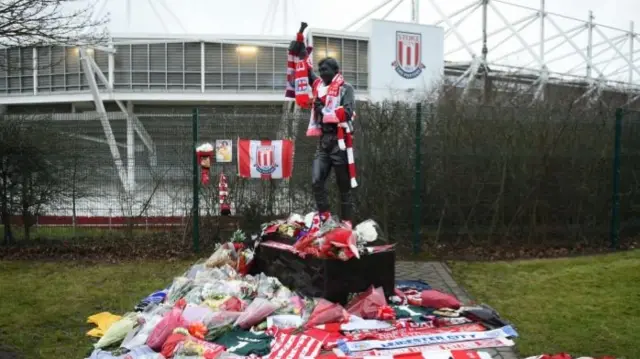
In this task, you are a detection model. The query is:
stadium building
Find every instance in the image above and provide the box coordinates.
[0,0,638,225]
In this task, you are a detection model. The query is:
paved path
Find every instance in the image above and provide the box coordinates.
[396,261,519,359]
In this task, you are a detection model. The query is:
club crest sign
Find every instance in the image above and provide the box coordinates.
[391,31,426,79]
[255,145,277,174]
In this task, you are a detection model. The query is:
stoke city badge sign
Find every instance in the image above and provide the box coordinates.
[391,31,426,79]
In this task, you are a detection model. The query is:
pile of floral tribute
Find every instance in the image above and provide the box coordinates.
[84,216,617,359]
[259,213,384,260]
[86,261,516,359]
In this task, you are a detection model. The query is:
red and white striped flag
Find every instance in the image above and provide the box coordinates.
[237,139,294,179]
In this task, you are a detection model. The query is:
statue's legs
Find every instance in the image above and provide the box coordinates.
[333,163,352,221]
[311,137,353,221]
[312,146,332,215]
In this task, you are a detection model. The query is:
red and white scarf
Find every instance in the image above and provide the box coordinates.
[286,32,314,109]
[264,328,325,359]
[320,350,493,359]
[308,74,357,188]
[218,172,230,215]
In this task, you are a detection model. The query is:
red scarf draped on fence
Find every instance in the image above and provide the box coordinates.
[219,172,230,215]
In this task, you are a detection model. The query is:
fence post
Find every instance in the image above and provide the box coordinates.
[610,108,623,250]
[192,108,200,253]
[412,102,423,255]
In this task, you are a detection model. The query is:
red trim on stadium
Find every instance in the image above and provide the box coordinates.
[7,216,186,227]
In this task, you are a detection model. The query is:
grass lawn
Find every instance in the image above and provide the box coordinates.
[451,250,640,359]
[2,252,639,359]
[0,260,193,359]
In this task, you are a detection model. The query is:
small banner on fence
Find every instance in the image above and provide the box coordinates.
[216,139,233,163]
[237,139,294,179]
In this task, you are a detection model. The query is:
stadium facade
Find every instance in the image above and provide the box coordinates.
[0,20,449,222]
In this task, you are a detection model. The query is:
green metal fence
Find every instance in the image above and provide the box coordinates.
[611,108,640,250]
[1,102,638,253]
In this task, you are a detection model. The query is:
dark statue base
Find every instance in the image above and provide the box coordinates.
[250,241,396,305]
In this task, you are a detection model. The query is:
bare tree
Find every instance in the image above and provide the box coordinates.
[0,0,108,48]
[59,133,100,232]
[0,114,77,242]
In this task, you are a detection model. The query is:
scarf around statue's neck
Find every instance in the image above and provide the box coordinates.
[306,73,344,135]
[306,74,358,188]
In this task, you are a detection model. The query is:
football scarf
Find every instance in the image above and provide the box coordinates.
[337,325,518,354]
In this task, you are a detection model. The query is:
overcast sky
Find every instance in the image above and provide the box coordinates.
[94,0,640,84]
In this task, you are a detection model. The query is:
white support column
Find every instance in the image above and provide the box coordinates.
[481,0,487,62]
[566,35,627,73]
[460,56,482,99]
[444,1,483,39]
[445,13,537,56]
[200,41,205,93]
[480,0,489,101]
[79,48,128,190]
[494,23,584,64]
[539,0,545,65]
[541,32,620,71]
[382,0,404,19]
[586,11,594,79]
[591,78,604,104]
[630,21,636,107]
[536,0,546,101]
[126,101,135,193]
[532,67,548,102]
[434,1,481,26]
[546,16,604,78]
[412,0,420,23]
[575,76,605,105]
[629,21,635,86]
[32,48,37,95]
[108,39,114,88]
[574,82,597,104]
[488,1,544,67]
[87,54,157,167]
[594,26,640,79]
[603,48,640,77]
[429,0,477,57]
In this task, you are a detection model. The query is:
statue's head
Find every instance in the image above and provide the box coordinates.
[318,57,340,85]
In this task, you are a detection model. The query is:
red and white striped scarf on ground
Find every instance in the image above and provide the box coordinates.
[308,73,357,188]
[286,32,314,108]
[319,350,492,359]
[263,328,325,359]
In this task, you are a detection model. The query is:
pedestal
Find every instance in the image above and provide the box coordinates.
[251,241,396,304]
